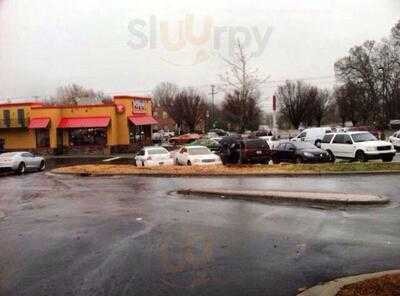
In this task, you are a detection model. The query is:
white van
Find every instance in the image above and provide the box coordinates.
[291,127,333,147]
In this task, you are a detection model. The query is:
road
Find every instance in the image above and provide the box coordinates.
[0,173,400,296]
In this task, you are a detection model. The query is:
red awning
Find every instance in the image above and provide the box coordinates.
[128,114,158,126]
[58,117,111,129]
[29,118,50,129]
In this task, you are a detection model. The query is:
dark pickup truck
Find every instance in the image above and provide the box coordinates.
[218,137,272,165]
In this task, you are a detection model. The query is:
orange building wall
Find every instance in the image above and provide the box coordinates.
[0,104,39,150]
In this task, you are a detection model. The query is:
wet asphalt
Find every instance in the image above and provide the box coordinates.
[0,172,400,296]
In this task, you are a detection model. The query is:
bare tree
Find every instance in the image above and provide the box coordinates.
[222,90,262,132]
[391,20,400,43]
[152,82,179,106]
[220,41,268,97]
[53,84,110,105]
[334,20,400,128]
[312,88,331,127]
[219,40,267,131]
[176,88,207,132]
[276,81,309,129]
[156,84,207,133]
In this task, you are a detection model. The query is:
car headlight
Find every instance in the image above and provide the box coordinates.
[303,152,314,157]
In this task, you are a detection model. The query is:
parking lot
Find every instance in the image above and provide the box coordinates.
[1,172,400,296]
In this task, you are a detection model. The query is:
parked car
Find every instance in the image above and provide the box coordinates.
[259,135,281,150]
[169,133,202,145]
[291,127,333,147]
[321,132,396,162]
[0,152,46,174]
[175,146,222,166]
[348,126,382,139]
[389,131,400,151]
[272,141,331,164]
[208,129,229,137]
[218,137,272,164]
[187,138,221,152]
[135,147,174,167]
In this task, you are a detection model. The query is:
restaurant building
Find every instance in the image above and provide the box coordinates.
[0,96,158,155]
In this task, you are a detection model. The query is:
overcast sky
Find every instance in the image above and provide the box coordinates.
[0,0,399,110]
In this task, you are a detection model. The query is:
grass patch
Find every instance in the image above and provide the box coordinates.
[52,162,400,176]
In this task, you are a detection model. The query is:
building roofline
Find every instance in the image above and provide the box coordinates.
[114,95,152,100]
[32,103,116,109]
[0,102,43,108]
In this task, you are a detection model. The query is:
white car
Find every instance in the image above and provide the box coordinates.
[135,147,174,167]
[259,136,281,150]
[175,146,222,166]
[0,152,46,174]
[389,131,400,151]
[321,132,396,162]
[291,127,333,147]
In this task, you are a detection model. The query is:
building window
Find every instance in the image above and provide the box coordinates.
[69,128,107,146]
[3,110,10,127]
[17,109,25,127]
[36,129,50,148]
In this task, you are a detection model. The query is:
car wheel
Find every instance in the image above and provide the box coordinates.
[327,150,335,163]
[382,155,394,162]
[187,160,192,166]
[39,161,46,171]
[17,162,26,175]
[296,156,303,164]
[355,151,367,162]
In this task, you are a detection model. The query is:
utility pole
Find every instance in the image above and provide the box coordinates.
[209,85,218,129]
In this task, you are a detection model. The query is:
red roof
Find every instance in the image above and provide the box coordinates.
[58,117,111,129]
[29,118,50,129]
[128,114,158,126]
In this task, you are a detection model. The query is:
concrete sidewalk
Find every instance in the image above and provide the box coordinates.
[178,189,389,205]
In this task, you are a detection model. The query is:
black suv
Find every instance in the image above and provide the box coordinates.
[218,137,272,164]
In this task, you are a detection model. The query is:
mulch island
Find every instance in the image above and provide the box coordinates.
[336,274,400,296]
[52,162,400,176]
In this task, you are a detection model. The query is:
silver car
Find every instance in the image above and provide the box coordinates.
[0,152,46,174]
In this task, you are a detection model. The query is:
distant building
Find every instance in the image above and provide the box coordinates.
[0,96,158,155]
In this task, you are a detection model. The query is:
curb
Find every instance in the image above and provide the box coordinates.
[50,170,400,178]
[177,189,389,206]
[297,270,400,296]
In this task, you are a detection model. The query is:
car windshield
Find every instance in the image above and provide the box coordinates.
[293,143,317,149]
[188,147,211,155]
[351,133,377,142]
[147,148,169,155]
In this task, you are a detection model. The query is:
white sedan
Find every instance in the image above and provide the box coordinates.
[135,147,175,167]
[0,152,46,174]
[389,131,400,151]
[175,146,222,166]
